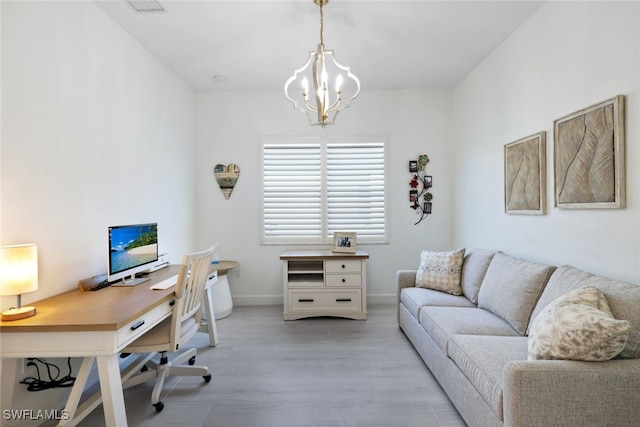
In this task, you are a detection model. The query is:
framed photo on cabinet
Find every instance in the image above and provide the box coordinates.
[332,232,357,253]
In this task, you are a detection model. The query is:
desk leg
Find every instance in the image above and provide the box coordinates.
[96,355,128,427]
[204,285,219,347]
[58,357,95,427]
[0,358,18,411]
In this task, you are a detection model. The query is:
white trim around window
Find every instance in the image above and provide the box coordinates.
[260,136,388,245]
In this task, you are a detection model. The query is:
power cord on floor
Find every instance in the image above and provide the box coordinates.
[19,358,76,391]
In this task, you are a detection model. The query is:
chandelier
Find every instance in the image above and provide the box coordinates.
[284,0,360,126]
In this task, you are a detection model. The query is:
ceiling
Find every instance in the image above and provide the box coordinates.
[95,0,544,92]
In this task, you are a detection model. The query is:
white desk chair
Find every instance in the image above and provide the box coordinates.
[121,247,214,412]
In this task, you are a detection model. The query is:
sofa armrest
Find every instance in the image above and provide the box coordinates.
[503,358,640,427]
[396,270,417,324]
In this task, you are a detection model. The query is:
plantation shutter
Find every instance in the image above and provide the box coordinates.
[327,143,386,240]
[262,143,323,243]
[261,137,387,245]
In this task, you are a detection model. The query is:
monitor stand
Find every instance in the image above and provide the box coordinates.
[111,276,150,287]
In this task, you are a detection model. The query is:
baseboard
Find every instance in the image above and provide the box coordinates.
[232,295,283,306]
[367,293,396,305]
[231,294,396,306]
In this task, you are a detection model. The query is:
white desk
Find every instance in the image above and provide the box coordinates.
[0,266,181,426]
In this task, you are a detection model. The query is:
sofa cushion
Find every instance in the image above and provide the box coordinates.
[419,306,520,353]
[448,335,529,421]
[400,287,475,320]
[527,265,592,335]
[415,249,465,295]
[460,248,498,304]
[528,287,630,361]
[581,275,640,359]
[530,265,640,359]
[477,253,555,335]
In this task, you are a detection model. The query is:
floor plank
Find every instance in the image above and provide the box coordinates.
[77,305,465,427]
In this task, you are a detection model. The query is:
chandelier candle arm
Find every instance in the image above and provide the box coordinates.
[284,0,360,126]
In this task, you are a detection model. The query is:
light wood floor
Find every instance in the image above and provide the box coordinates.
[79,305,466,427]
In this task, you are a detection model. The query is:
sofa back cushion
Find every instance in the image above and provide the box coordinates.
[460,248,499,304]
[477,253,555,335]
[530,265,640,359]
[584,275,640,359]
[527,265,593,334]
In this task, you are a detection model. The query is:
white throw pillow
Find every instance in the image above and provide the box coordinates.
[528,287,630,361]
[415,249,465,296]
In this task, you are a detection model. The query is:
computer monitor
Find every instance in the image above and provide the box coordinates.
[107,223,158,286]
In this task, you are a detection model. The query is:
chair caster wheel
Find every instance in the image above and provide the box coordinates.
[153,402,164,412]
[203,374,212,383]
[141,365,149,372]
[188,356,196,365]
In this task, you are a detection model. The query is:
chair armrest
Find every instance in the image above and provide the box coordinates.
[503,358,640,427]
[396,270,417,324]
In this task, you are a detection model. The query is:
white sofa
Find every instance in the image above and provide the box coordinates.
[397,248,640,427]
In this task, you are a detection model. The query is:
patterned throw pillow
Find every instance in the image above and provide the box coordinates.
[528,287,631,361]
[415,249,465,295]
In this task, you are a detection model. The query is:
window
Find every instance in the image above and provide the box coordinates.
[261,136,387,245]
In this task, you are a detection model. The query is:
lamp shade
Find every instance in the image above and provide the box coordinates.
[0,244,38,296]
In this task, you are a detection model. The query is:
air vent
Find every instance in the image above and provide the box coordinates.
[125,0,166,13]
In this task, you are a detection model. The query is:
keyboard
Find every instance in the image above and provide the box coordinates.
[150,274,178,290]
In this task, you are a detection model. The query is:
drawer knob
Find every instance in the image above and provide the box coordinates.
[298,298,314,303]
[341,264,346,269]
[336,298,352,302]
[130,320,145,331]
[342,278,346,283]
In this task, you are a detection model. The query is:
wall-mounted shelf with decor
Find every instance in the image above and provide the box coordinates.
[409,154,433,225]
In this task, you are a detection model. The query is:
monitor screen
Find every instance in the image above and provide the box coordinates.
[108,223,158,284]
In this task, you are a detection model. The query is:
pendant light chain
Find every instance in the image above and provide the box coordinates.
[319,1,324,47]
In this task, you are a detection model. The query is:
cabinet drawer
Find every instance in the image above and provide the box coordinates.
[117,299,173,348]
[325,273,362,287]
[288,289,361,314]
[325,260,361,273]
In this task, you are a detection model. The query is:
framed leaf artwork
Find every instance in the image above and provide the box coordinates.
[504,132,546,215]
[554,95,625,209]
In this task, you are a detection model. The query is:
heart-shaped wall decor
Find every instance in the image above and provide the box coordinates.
[214,163,240,199]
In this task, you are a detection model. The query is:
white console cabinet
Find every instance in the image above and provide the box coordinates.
[280,250,369,320]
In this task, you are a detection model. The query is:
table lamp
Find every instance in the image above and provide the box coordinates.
[0,244,38,321]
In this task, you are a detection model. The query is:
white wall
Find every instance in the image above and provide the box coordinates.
[452,1,640,282]
[195,90,454,304]
[1,1,196,420]
[1,1,197,306]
